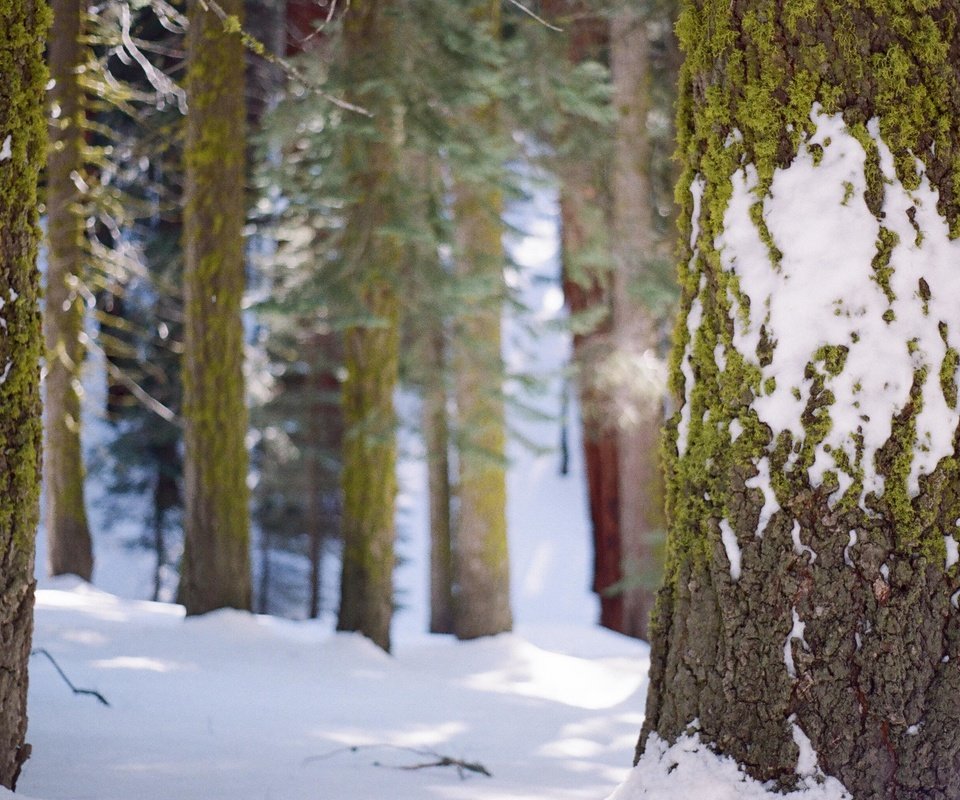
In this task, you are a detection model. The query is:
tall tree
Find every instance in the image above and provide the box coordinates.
[0,0,48,786]
[44,0,94,581]
[178,0,252,614]
[334,0,403,652]
[450,0,512,641]
[640,2,960,796]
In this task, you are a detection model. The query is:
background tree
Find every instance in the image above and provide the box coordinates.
[640,2,960,796]
[333,0,404,652]
[44,0,94,580]
[178,0,251,614]
[449,0,512,641]
[0,0,49,785]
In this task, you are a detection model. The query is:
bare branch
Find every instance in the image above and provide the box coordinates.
[302,744,492,780]
[31,649,111,707]
[504,0,563,32]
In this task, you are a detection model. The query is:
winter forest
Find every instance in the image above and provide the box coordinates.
[2,0,960,798]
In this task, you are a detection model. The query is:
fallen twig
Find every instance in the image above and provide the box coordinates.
[303,744,492,780]
[30,649,111,707]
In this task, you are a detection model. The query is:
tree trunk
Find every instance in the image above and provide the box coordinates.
[44,0,93,581]
[179,0,252,614]
[450,0,512,640]
[640,3,960,797]
[609,11,664,641]
[335,0,402,653]
[0,0,48,786]
[423,324,454,634]
[557,164,623,632]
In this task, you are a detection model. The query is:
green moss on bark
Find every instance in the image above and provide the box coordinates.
[179,0,251,615]
[643,2,960,797]
[0,0,50,787]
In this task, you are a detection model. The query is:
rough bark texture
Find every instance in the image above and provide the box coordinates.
[179,0,252,614]
[44,0,93,581]
[0,0,48,786]
[640,3,960,798]
[335,0,402,653]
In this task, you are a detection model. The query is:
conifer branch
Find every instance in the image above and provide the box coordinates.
[194,0,372,117]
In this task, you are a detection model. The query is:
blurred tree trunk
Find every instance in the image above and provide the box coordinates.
[335,0,403,653]
[609,9,665,641]
[0,0,48,786]
[451,0,512,641]
[179,0,252,614]
[423,323,454,634]
[44,0,93,581]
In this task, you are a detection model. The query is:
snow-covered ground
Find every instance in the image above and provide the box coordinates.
[15,184,855,800]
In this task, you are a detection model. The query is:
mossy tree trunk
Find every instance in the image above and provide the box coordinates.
[179,0,252,614]
[450,0,511,641]
[0,0,48,786]
[640,3,960,797]
[335,0,403,653]
[44,0,93,581]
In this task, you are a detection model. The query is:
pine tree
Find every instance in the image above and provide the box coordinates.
[44,0,94,581]
[0,0,49,785]
[640,2,960,796]
[179,0,252,614]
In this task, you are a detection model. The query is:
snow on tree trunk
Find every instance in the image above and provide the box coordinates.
[639,3,960,798]
[0,0,48,786]
[179,0,252,614]
[44,0,93,581]
[335,0,403,653]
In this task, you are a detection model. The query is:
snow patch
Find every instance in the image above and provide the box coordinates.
[0,135,11,162]
[719,519,742,581]
[945,535,959,570]
[789,715,819,778]
[746,456,780,536]
[608,732,852,800]
[716,105,960,510]
[791,520,817,564]
[784,607,808,679]
[677,273,706,456]
[843,530,857,568]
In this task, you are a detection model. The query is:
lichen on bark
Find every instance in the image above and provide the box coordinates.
[640,2,960,797]
[179,0,251,615]
[0,0,50,786]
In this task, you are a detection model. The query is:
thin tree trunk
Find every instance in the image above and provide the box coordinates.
[179,0,251,614]
[640,3,960,796]
[45,0,93,581]
[451,0,512,640]
[423,324,454,634]
[0,0,47,785]
[335,0,403,653]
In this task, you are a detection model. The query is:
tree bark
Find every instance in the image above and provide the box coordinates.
[0,0,48,786]
[179,0,252,614]
[423,325,454,634]
[450,0,512,640]
[640,3,960,797]
[335,0,402,653]
[44,0,93,581]
[609,11,664,641]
